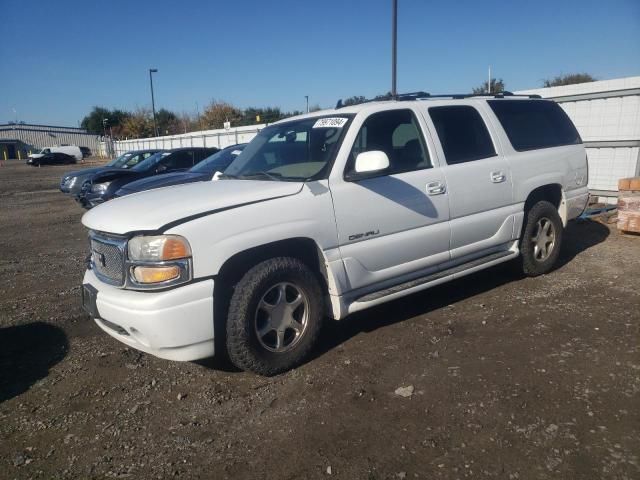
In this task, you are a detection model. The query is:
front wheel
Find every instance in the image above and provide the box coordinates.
[520,200,563,276]
[226,257,324,376]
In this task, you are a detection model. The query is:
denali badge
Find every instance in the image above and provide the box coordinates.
[348,230,380,241]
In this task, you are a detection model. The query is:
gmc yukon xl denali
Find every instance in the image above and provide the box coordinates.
[81,93,589,375]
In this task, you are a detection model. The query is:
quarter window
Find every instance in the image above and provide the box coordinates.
[428,106,496,165]
[487,100,581,151]
[347,109,431,177]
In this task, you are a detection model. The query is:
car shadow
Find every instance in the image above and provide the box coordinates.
[310,218,611,363]
[0,322,69,403]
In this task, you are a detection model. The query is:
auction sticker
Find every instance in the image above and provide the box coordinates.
[313,117,348,128]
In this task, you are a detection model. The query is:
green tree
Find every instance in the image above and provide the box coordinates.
[155,108,180,135]
[120,108,154,138]
[343,95,367,106]
[81,107,129,135]
[472,78,505,94]
[543,73,596,87]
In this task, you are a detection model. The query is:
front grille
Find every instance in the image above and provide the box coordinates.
[90,233,126,286]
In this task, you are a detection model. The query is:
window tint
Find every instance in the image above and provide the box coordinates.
[429,106,496,164]
[488,100,581,151]
[347,109,431,176]
[163,151,194,169]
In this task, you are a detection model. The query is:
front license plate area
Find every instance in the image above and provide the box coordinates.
[81,284,100,318]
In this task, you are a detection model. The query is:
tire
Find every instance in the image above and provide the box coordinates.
[226,257,324,376]
[520,200,563,276]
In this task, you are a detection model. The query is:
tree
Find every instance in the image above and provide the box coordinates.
[343,95,367,106]
[155,108,181,135]
[543,73,596,87]
[81,107,130,135]
[120,108,154,138]
[201,100,243,129]
[242,107,285,125]
[472,78,505,94]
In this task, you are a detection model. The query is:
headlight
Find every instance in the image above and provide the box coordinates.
[128,235,191,261]
[63,176,77,187]
[126,235,192,288]
[91,182,111,193]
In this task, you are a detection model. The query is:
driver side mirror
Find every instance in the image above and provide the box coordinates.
[353,150,390,176]
[156,164,168,173]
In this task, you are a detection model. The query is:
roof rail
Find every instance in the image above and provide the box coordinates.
[335,90,541,108]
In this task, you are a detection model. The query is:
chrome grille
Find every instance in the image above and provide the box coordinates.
[90,233,126,286]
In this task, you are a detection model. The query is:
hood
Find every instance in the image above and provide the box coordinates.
[29,153,44,159]
[63,166,110,178]
[82,180,303,234]
[92,168,140,181]
[117,172,206,196]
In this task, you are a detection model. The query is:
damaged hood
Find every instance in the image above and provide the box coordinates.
[82,179,303,234]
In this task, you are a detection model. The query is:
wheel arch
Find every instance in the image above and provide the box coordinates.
[524,183,567,225]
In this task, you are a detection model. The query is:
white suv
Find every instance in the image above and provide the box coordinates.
[81,93,589,375]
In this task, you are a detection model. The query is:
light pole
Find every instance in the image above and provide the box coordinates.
[102,118,109,157]
[391,0,398,99]
[305,95,309,113]
[149,68,158,137]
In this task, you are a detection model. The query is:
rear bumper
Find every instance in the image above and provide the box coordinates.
[82,269,215,361]
[566,187,590,221]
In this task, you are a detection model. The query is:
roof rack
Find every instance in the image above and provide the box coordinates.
[335,90,541,108]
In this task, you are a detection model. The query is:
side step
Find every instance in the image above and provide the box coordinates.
[349,250,516,312]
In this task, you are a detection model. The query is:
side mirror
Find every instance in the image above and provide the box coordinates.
[156,164,167,173]
[354,150,390,174]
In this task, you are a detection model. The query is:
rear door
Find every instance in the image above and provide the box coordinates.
[329,107,451,292]
[423,104,515,259]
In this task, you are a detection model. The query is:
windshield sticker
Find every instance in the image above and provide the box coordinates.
[313,117,348,129]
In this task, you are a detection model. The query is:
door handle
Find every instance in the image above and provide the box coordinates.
[490,171,506,183]
[426,181,446,195]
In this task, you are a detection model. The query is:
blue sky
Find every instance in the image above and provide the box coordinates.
[1,0,639,126]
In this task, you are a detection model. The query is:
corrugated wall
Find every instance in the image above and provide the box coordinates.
[0,124,101,155]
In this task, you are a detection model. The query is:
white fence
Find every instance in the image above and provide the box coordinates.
[518,76,640,194]
[102,124,266,157]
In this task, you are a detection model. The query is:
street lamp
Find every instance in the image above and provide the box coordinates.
[305,95,309,113]
[149,68,158,137]
[391,0,398,98]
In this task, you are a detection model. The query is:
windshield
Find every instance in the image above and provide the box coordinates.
[190,145,246,174]
[223,116,352,181]
[108,153,133,167]
[132,151,171,171]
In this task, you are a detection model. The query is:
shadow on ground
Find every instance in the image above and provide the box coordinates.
[312,219,611,361]
[0,322,68,403]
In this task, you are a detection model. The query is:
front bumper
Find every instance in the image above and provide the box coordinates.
[82,269,215,361]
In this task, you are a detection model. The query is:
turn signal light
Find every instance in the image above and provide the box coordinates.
[162,238,190,260]
[132,266,180,284]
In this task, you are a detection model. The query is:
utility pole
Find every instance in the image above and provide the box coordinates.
[488,66,492,93]
[149,68,158,137]
[102,118,109,157]
[391,0,398,98]
[305,95,309,113]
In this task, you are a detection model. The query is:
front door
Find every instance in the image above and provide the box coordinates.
[329,108,451,293]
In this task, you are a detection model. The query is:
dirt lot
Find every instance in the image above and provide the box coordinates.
[0,160,638,480]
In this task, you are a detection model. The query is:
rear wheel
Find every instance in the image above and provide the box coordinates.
[226,257,324,375]
[520,200,563,276]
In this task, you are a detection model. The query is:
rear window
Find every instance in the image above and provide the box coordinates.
[428,106,496,165]
[488,100,581,151]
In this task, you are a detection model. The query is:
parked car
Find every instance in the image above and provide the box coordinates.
[80,147,92,158]
[27,151,77,166]
[114,144,247,197]
[29,145,82,163]
[80,147,218,208]
[80,93,588,375]
[61,150,162,197]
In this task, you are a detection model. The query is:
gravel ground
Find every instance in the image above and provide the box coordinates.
[1,160,639,480]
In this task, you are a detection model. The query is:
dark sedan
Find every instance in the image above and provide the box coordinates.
[61,149,161,195]
[27,152,76,166]
[80,147,218,208]
[114,144,247,197]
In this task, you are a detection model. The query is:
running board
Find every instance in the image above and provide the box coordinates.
[347,250,517,314]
